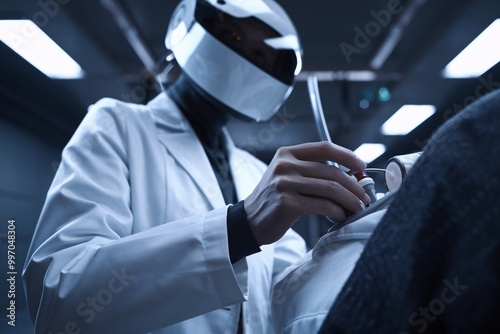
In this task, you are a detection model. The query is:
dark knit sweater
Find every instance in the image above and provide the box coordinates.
[319,89,500,333]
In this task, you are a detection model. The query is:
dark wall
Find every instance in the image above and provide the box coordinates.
[0,118,63,333]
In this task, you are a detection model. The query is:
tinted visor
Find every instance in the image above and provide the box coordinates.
[195,0,298,85]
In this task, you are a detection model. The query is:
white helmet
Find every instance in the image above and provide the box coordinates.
[165,0,302,122]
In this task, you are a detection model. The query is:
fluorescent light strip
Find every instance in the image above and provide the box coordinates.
[442,19,500,79]
[296,70,377,82]
[0,20,84,79]
[381,105,436,136]
[354,143,386,164]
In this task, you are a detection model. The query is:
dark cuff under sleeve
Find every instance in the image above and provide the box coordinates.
[227,200,261,264]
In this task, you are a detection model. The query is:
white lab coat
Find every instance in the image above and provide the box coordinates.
[23,92,306,334]
[271,209,387,334]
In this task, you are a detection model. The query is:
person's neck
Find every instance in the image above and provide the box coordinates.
[167,74,229,149]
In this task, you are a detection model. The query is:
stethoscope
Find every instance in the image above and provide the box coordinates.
[307,75,421,231]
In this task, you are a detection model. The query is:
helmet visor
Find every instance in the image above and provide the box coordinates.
[195,0,299,85]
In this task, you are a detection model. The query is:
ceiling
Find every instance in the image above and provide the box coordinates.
[1,0,500,168]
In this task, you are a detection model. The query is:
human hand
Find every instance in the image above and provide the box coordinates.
[244,141,370,245]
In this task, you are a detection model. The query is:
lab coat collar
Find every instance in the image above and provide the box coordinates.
[148,92,227,209]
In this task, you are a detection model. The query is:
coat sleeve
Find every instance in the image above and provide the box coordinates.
[22,100,247,334]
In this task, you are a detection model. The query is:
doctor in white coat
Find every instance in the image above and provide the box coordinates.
[23,1,370,333]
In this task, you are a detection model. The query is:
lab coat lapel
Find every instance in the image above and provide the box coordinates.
[223,129,259,201]
[148,93,226,210]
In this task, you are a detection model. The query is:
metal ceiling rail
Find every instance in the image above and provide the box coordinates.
[370,0,428,70]
[100,0,157,76]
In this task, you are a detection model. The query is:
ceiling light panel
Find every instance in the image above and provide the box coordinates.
[354,143,387,164]
[442,19,500,79]
[381,105,436,136]
[0,19,84,79]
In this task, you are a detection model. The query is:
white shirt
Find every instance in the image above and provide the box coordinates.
[272,209,387,334]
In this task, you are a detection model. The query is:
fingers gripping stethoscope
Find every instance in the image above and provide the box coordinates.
[307,75,420,230]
